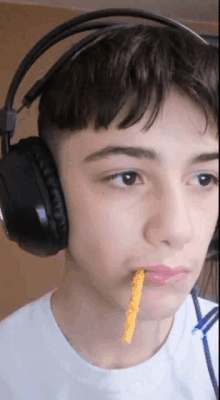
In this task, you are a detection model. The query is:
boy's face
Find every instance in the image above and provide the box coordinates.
[56,88,218,322]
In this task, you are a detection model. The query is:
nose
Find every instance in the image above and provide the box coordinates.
[145,178,193,249]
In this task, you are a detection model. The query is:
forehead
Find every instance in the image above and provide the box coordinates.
[59,89,218,166]
[112,88,217,137]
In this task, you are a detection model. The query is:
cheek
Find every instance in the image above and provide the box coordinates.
[69,200,125,245]
[65,189,134,263]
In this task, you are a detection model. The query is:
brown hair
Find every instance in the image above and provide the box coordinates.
[37,24,219,302]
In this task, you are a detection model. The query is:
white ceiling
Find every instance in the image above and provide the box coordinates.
[1,0,219,24]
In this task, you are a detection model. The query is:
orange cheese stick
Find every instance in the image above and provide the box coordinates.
[122,269,146,344]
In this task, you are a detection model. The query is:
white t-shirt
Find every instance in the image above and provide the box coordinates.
[0,289,218,400]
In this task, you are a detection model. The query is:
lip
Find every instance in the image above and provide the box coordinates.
[146,271,188,286]
[146,265,187,276]
[134,264,188,276]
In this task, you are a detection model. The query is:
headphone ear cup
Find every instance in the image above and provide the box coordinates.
[0,137,68,257]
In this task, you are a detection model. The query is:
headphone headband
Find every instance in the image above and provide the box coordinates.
[0,7,209,157]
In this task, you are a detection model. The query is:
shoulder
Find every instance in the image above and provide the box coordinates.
[0,289,55,339]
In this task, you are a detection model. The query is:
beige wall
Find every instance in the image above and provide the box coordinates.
[0,2,87,320]
[0,0,218,33]
[0,2,218,321]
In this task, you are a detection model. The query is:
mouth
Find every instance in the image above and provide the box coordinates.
[133,265,188,277]
[130,265,189,287]
[146,269,186,277]
[145,270,188,286]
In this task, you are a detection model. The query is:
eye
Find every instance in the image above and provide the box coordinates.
[102,171,219,191]
[190,173,219,189]
[103,171,142,189]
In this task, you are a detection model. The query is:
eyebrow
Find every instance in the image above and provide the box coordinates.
[82,145,219,165]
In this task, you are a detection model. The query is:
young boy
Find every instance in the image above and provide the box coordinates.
[0,23,219,399]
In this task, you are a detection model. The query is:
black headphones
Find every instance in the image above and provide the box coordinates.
[0,8,219,258]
